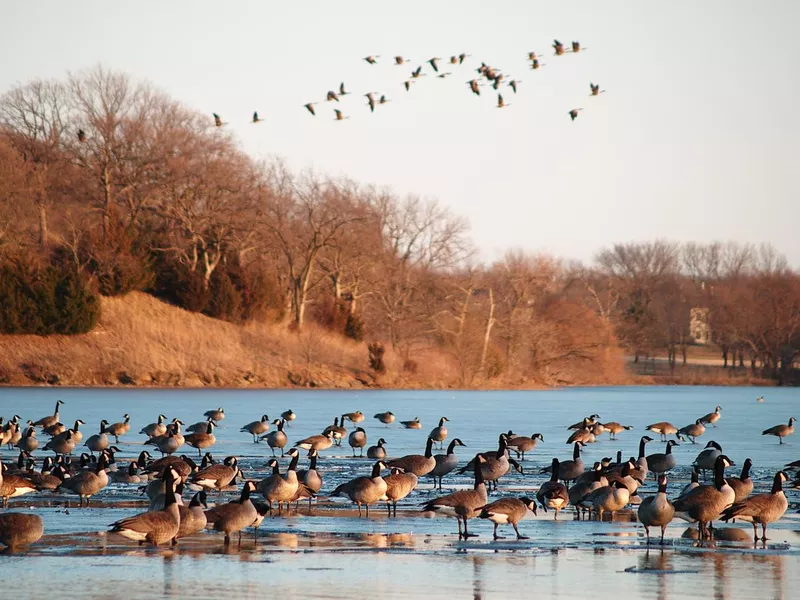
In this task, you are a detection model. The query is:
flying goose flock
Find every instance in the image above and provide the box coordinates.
[200,40,599,131]
[0,398,796,552]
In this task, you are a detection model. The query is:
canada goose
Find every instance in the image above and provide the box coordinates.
[762,417,796,444]
[0,457,37,507]
[251,111,263,123]
[338,82,349,96]
[677,419,706,444]
[590,83,606,96]
[365,92,377,112]
[296,449,323,498]
[549,442,585,484]
[192,456,238,494]
[436,73,452,79]
[467,79,481,95]
[0,513,43,550]
[185,421,216,457]
[602,422,633,440]
[422,454,488,538]
[186,417,215,433]
[693,440,723,477]
[110,467,181,545]
[394,56,410,65]
[262,419,288,456]
[537,458,569,519]
[322,416,347,445]
[570,465,608,517]
[364,55,380,64]
[403,80,413,91]
[145,454,198,483]
[205,481,259,545]
[30,460,62,491]
[15,427,38,453]
[140,414,167,439]
[177,489,208,539]
[51,419,85,446]
[240,415,270,442]
[506,433,543,461]
[387,437,436,476]
[672,454,735,539]
[429,417,449,448]
[567,426,595,445]
[507,79,520,93]
[401,417,422,429]
[6,422,22,449]
[646,421,678,442]
[106,414,131,443]
[530,59,545,69]
[145,423,185,456]
[607,459,644,496]
[332,461,389,517]
[111,461,142,484]
[212,113,225,127]
[458,52,469,63]
[57,452,109,506]
[756,396,765,403]
[260,448,300,514]
[631,436,653,481]
[478,497,536,540]
[203,408,224,422]
[334,109,348,121]
[303,103,316,116]
[348,427,368,457]
[294,431,335,452]
[381,95,390,105]
[429,438,466,490]
[586,479,631,521]
[410,65,425,79]
[367,438,387,460]
[42,421,65,437]
[680,468,700,498]
[326,90,340,102]
[427,57,441,72]
[32,400,64,429]
[726,458,754,502]
[638,474,675,544]
[567,415,600,430]
[569,108,583,121]
[343,411,364,423]
[383,468,418,516]
[720,471,789,541]
[496,94,510,108]
[84,420,109,454]
[77,129,87,142]
[646,440,680,476]
[374,411,395,425]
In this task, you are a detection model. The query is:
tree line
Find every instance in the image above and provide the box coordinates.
[1,67,797,384]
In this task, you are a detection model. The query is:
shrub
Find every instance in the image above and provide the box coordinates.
[0,256,100,335]
[206,269,242,322]
[344,312,364,341]
[368,342,386,373]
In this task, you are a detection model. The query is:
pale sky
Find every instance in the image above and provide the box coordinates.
[3,1,799,266]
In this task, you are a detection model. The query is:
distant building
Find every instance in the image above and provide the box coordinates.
[690,308,710,344]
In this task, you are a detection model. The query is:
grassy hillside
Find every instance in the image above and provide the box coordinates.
[0,292,626,389]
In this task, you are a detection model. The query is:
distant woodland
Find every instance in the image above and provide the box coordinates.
[1,67,798,387]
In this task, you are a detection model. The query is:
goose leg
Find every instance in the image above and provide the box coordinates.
[660,525,666,545]
[456,517,463,539]
[366,503,370,518]
[761,522,768,541]
[493,523,502,540]
[644,526,650,544]
[224,533,231,545]
[513,524,528,540]
[357,503,362,518]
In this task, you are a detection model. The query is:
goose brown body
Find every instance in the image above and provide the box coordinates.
[0,513,44,549]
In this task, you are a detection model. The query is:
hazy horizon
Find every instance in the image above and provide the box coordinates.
[3,0,799,266]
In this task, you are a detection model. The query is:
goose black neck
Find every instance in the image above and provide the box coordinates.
[550,458,559,482]
[190,492,203,507]
[497,436,507,456]
[128,463,137,475]
[371,462,384,478]
[137,451,149,466]
[616,450,622,464]
[425,437,434,458]
[288,452,300,472]
[239,483,252,503]
[691,469,698,483]
[638,438,647,459]
[96,455,107,474]
[271,462,280,475]
[473,455,485,488]
[310,454,317,470]
[573,443,581,460]
[772,472,784,494]
[438,418,446,427]
[446,439,458,455]
[278,420,285,432]
[99,421,106,433]
[658,479,667,494]
[16,451,25,468]
[53,401,60,414]
[73,420,82,430]
[741,461,751,480]
[713,459,726,489]
[206,422,214,434]
[666,443,674,456]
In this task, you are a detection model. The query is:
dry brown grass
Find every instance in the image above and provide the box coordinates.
[0,292,473,388]
[0,292,639,389]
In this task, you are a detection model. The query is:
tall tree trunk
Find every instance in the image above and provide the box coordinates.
[480,289,496,375]
[37,201,48,250]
